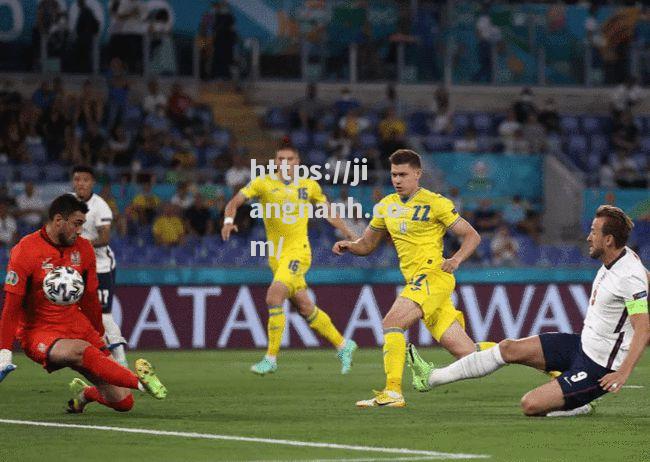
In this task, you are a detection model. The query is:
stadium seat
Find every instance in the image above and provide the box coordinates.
[567,135,588,165]
[473,113,493,135]
[560,116,580,134]
[19,164,41,182]
[407,111,432,136]
[590,134,609,154]
[265,107,288,129]
[0,165,13,183]
[211,129,231,148]
[26,141,48,163]
[639,136,650,152]
[312,131,330,148]
[423,134,453,152]
[43,163,67,181]
[359,132,378,149]
[581,116,602,135]
[290,130,311,150]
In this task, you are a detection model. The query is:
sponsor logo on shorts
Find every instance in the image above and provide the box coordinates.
[5,270,18,286]
[37,343,47,353]
[633,291,647,300]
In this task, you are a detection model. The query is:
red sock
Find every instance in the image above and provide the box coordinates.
[83,387,134,412]
[81,346,139,390]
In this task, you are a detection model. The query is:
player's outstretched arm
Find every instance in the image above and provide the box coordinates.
[333,225,385,256]
[221,192,246,241]
[599,312,649,393]
[442,218,481,273]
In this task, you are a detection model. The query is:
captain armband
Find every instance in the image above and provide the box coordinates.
[625,291,648,315]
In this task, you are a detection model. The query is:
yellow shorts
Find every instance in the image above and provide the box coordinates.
[269,251,311,298]
[400,270,465,342]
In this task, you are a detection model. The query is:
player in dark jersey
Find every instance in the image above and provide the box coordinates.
[0,194,167,413]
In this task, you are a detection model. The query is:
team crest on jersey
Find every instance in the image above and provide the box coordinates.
[399,221,408,234]
[5,270,18,286]
[71,251,81,266]
[41,258,54,270]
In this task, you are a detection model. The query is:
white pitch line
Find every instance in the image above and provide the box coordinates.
[0,419,488,460]
[622,385,644,389]
[248,457,448,462]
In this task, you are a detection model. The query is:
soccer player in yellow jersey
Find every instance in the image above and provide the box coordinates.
[333,149,495,407]
[221,146,358,375]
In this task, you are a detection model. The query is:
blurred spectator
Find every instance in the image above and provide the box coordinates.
[503,196,527,229]
[147,8,177,75]
[327,127,352,160]
[197,3,217,79]
[611,111,639,154]
[108,0,145,72]
[74,0,100,73]
[448,187,463,216]
[185,193,214,236]
[454,127,478,153]
[99,183,120,220]
[498,110,520,149]
[334,88,361,118]
[107,125,131,165]
[32,0,61,69]
[512,88,536,124]
[43,97,67,159]
[537,97,560,134]
[171,140,197,168]
[16,182,45,229]
[144,103,170,134]
[3,121,27,163]
[168,83,193,129]
[81,122,106,165]
[225,154,251,190]
[212,1,237,80]
[610,150,647,188]
[0,186,16,208]
[376,84,402,117]
[610,77,642,119]
[473,199,501,234]
[522,114,546,153]
[491,226,519,266]
[77,80,104,129]
[61,127,82,164]
[131,181,160,224]
[505,129,530,155]
[143,80,167,114]
[106,57,130,130]
[0,201,17,247]
[153,203,186,246]
[52,77,65,100]
[473,6,500,83]
[378,108,406,143]
[31,81,54,111]
[429,88,453,135]
[339,108,370,140]
[290,83,324,131]
[171,182,193,210]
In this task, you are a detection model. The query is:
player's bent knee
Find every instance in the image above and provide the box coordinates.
[498,339,519,363]
[520,394,542,416]
[112,393,134,412]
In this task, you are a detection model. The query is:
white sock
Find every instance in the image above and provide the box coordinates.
[137,382,146,392]
[111,345,128,368]
[103,314,127,346]
[264,354,277,363]
[546,404,593,417]
[428,345,507,387]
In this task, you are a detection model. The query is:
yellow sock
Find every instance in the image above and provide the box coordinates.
[383,329,406,394]
[476,341,497,351]
[266,305,285,357]
[307,307,345,349]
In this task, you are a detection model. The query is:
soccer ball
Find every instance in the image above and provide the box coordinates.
[42,266,85,306]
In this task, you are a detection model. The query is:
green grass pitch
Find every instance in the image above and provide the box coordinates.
[0,348,648,461]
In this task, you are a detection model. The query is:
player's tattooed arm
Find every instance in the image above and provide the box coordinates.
[333,225,384,256]
[442,217,481,273]
[221,192,246,241]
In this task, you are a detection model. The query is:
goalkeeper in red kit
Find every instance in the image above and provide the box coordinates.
[0,194,167,413]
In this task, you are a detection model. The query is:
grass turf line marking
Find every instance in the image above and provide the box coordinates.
[0,419,488,460]
[248,457,452,461]
[622,385,644,389]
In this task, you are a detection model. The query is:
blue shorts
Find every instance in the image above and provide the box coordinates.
[540,333,613,410]
[97,270,116,314]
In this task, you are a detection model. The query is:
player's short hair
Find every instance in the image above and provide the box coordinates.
[595,205,634,248]
[277,138,300,156]
[389,149,421,169]
[48,194,89,220]
[71,165,95,178]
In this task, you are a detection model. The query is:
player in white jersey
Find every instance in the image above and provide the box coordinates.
[407,205,648,417]
[71,166,128,367]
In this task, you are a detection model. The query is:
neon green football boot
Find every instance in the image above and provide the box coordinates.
[250,357,277,375]
[66,378,89,414]
[135,358,168,399]
[337,340,358,374]
[406,343,434,392]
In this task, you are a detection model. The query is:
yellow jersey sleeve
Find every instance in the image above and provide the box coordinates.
[369,199,387,230]
[433,196,460,228]
[309,180,327,204]
[239,177,264,200]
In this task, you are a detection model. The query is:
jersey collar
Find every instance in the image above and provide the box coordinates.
[39,226,69,250]
[604,247,626,270]
[399,187,422,203]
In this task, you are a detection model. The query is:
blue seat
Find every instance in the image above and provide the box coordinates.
[473,113,493,134]
[407,111,431,136]
[639,136,650,152]
[18,164,41,182]
[312,131,330,148]
[567,135,588,165]
[581,116,602,135]
[423,135,453,152]
[0,165,13,183]
[290,130,310,150]
[27,142,48,163]
[560,116,580,134]
[590,134,609,154]
[305,149,327,165]
[211,129,230,148]
[44,163,67,181]
[359,132,378,149]
[265,107,288,129]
